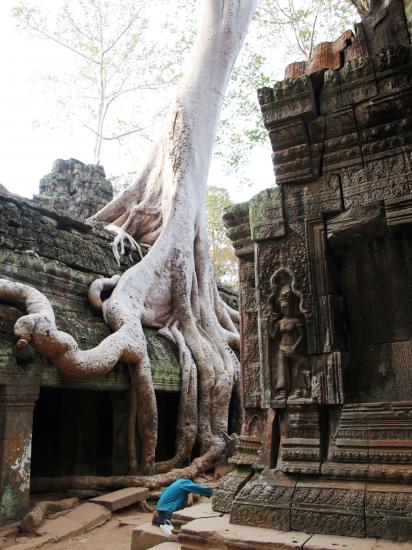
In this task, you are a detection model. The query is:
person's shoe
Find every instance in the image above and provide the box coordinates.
[159,520,173,537]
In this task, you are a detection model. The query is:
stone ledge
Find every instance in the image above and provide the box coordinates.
[6,534,55,550]
[172,502,222,532]
[38,502,111,542]
[147,544,181,550]
[176,512,412,550]
[91,487,149,511]
[131,522,177,550]
[178,516,310,549]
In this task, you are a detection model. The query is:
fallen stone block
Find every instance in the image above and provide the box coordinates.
[66,502,111,531]
[303,534,377,550]
[179,516,311,549]
[9,534,54,550]
[91,487,149,511]
[38,502,111,542]
[131,522,176,550]
[373,542,412,550]
[38,516,83,542]
[172,502,222,532]
[146,544,181,550]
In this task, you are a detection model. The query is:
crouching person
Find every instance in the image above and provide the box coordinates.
[153,478,213,533]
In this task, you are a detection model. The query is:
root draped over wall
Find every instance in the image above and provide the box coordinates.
[0,0,257,485]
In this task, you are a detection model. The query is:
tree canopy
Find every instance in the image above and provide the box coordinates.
[13,0,358,180]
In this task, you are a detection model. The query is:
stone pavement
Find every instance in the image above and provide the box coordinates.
[133,503,412,550]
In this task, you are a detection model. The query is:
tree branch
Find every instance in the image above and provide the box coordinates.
[83,124,147,140]
[350,0,370,18]
[24,20,98,64]
[308,0,324,59]
[103,3,146,56]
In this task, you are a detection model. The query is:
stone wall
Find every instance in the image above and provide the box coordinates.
[0,190,180,519]
[34,158,113,220]
[215,0,412,542]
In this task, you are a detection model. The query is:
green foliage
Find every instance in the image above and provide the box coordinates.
[206,186,238,289]
[12,0,196,164]
[256,0,357,60]
[214,0,358,181]
[12,0,358,183]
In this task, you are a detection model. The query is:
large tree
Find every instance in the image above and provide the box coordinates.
[0,0,253,485]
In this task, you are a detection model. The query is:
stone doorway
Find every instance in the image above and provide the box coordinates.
[31,388,115,479]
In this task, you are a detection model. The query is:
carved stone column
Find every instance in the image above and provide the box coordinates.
[0,384,39,519]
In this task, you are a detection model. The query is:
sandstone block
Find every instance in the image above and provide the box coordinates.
[38,502,111,542]
[303,534,377,550]
[146,544,181,549]
[91,487,149,511]
[66,502,111,531]
[38,516,83,541]
[131,522,175,550]
[179,516,310,549]
[11,534,54,550]
[172,502,221,532]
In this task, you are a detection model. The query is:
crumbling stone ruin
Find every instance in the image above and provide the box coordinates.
[34,158,113,220]
[0,183,181,521]
[214,0,412,542]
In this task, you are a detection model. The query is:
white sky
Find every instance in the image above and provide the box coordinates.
[0,0,274,203]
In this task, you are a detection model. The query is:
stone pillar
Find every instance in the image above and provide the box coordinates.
[0,384,39,519]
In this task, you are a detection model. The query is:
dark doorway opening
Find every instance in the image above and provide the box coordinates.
[31,388,114,478]
[155,390,180,462]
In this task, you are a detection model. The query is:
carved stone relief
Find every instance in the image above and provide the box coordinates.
[263,269,311,407]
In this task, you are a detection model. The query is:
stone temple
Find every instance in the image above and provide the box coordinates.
[0,0,412,546]
[0,165,184,519]
[214,0,412,542]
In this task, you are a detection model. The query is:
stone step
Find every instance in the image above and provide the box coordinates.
[131,522,177,550]
[178,516,309,549]
[91,487,149,511]
[38,502,111,542]
[177,516,411,550]
[148,544,181,550]
[5,535,54,550]
[172,502,223,532]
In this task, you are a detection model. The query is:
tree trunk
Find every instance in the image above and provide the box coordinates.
[0,0,256,480]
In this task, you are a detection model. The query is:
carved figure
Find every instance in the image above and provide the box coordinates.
[267,271,308,402]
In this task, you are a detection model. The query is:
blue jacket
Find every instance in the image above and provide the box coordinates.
[156,478,213,513]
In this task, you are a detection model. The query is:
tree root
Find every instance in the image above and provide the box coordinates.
[20,497,79,534]
[0,0,255,483]
[106,224,144,266]
[31,443,226,493]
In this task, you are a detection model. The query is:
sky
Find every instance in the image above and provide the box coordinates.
[0,0,277,205]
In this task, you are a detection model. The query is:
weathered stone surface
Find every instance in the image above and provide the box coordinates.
[131,522,174,550]
[291,479,366,537]
[178,516,311,550]
[148,544,181,550]
[64,502,111,531]
[212,468,253,514]
[37,516,83,541]
[38,502,110,541]
[173,502,222,532]
[91,487,149,511]
[10,534,54,550]
[365,482,412,541]
[302,534,377,550]
[0,181,185,519]
[34,158,113,220]
[219,0,412,543]
[230,472,297,531]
